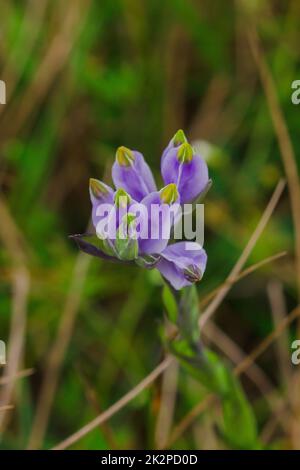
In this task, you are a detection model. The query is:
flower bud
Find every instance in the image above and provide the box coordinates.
[161,145,209,203]
[161,129,188,162]
[172,129,187,147]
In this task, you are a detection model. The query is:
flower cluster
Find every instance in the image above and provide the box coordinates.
[72,130,210,290]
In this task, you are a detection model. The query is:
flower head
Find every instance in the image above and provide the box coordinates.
[72,131,210,290]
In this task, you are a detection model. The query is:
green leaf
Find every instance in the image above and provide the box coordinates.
[220,370,259,449]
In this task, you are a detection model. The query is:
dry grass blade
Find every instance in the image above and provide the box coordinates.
[167,394,216,447]
[200,251,287,308]
[247,25,300,447]
[0,0,49,119]
[204,322,273,395]
[0,405,14,413]
[260,401,289,445]
[0,0,90,139]
[267,280,291,388]
[154,360,179,449]
[75,365,118,449]
[0,268,30,432]
[0,368,34,386]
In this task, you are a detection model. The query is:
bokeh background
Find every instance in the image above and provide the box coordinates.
[0,0,300,450]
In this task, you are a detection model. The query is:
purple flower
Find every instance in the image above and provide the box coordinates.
[161,142,209,203]
[157,242,207,290]
[112,146,157,202]
[94,187,139,259]
[95,183,180,257]
[138,183,180,255]
[72,131,210,290]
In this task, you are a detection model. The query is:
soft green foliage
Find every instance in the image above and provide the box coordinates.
[162,284,179,324]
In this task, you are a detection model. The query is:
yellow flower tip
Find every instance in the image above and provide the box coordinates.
[160,183,179,205]
[177,142,194,163]
[116,146,135,166]
[89,178,108,199]
[173,129,187,146]
[114,188,131,208]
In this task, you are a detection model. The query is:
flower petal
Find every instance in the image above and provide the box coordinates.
[157,242,207,290]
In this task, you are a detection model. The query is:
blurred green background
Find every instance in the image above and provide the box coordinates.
[0,0,299,450]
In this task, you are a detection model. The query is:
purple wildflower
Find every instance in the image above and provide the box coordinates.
[161,142,209,204]
[89,178,114,228]
[112,146,157,202]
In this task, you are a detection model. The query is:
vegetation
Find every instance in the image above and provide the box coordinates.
[0,0,299,450]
